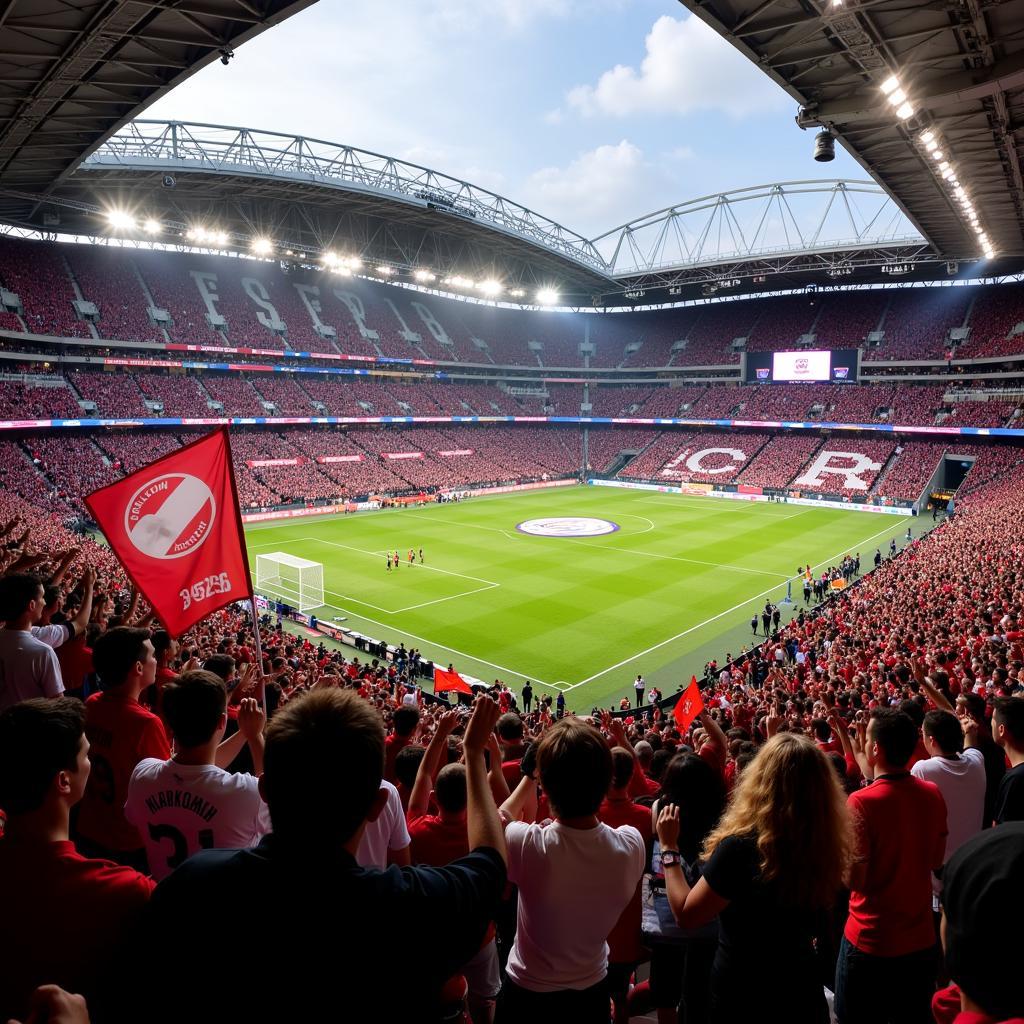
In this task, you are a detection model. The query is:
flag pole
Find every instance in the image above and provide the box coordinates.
[220,426,267,713]
[249,596,268,712]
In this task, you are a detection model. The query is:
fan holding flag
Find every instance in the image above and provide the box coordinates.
[85,428,266,680]
[673,675,705,733]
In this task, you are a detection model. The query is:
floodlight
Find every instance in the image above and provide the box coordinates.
[376,266,393,276]
[478,279,503,296]
[333,266,353,277]
[509,288,526,298]
[895,101,914,120]
[186,226,206,242]
[106,210,136,230]
[880,75,900,95]
[932,150,944,162]
[142,219,162,235]
[347,257,363,270]
[919,130,935,145]
[536,288,559,305]
[887,88,906,106]
[321,251,338,265]
[251,238,272,255]
[413,269,435,282]
[213,231,229,246]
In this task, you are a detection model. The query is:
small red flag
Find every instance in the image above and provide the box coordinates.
[673,675,705,732]
[433,667,473,695]
[85,428,253,638]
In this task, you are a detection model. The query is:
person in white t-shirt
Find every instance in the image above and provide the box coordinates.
[633,675,645,708]
[125,670,270,880]
[355,779,411,869]
[498,717,645,1021]
[911,709,985,896]
[0,573,91,716]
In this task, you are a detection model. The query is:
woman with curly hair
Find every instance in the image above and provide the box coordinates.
[656,732,854,1024]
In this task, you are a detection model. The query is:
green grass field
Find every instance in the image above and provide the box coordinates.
[245,486,916,710]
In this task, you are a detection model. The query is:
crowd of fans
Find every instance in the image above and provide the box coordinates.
[0,424,1022,1022]
[8,238,1024,372]
[2,368,1022,436]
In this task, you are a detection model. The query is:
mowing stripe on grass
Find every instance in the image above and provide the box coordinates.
[569,519,900,690]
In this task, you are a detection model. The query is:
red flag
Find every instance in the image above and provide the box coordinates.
[85,428,253,638]
[673,675,704,732]
[434,667,473,695]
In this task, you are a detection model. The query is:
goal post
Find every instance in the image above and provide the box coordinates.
[255,552,325,612]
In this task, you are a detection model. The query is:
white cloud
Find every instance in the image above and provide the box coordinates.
[521,140,676,235]
[566,14,789,119]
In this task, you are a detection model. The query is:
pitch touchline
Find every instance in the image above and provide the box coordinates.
[568,519,902,690]
[310,601,561,692]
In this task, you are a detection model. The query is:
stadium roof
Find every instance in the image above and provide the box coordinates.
[0,0,316,223]
[10,120,973,307]
[680,0,1024,269]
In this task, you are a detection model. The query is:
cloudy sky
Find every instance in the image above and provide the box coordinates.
[147,0,868,239]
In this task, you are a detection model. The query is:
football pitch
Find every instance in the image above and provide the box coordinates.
[246,486,916,710]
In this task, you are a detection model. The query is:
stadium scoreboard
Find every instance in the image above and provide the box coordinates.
[743,348,860,384]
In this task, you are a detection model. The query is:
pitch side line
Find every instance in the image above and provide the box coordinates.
[567,520,902,690]
[308,601,562,692]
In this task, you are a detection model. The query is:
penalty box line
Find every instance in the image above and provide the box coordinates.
[250,537,501,613]
[566,519,903,691]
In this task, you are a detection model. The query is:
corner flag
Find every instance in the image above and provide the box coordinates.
[85,428,253,637]
[673,675,704,733]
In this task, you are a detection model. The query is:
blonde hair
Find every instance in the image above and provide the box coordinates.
[702,733,854,910]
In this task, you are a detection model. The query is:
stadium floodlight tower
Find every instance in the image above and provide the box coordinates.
[255,552,324,613]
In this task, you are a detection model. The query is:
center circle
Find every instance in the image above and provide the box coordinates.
[516,517,619,537]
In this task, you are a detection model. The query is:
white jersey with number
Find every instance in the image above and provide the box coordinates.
[125,758,271,880]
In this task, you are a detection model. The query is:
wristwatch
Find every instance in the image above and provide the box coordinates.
[661,850,683,869]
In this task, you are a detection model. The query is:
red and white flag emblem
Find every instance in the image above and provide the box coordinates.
[86,428,252,637]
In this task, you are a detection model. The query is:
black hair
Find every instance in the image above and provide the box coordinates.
[163,670,228,749]
[0,573,43,621]
[923,709,964,757]
[0,697,85,815]
[869,708,919,768]
[92,626,151,689]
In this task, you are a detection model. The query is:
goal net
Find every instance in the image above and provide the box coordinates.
[255,552,325,612]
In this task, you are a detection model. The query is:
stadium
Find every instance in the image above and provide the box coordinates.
[1,0,1023,1022]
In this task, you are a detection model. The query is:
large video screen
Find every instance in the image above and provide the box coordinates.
[773,350,831,381]
[744,348,858,384]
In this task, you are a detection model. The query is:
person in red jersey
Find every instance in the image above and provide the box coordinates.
[597,733,653,1024]
[932,823,1024,1024]
[835,708,948,1024]
[74,627,170,871]
[0,698,154,1022]
[496,712,528,790]
[384,704,419,783]
[407,708,503,1023]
